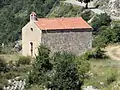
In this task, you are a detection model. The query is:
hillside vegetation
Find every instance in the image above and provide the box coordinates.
[0,0,87,45]
[0,0,120,90]
[0,0,59,44]
[47,2,83,17]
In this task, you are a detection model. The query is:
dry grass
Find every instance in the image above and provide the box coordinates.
[0,54,20,62]
[85,59,120,89]
[105,45,120,61]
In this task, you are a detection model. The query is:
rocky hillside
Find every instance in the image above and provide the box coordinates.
[96,0,120,17]
[64,0,120,20]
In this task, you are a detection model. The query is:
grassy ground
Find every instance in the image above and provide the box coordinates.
[85,59,120,90]
[1,54,120,90]
[0,53,32,89]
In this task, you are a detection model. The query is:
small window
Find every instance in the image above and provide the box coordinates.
[31,28,33,31]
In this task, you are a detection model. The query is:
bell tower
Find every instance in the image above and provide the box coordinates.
[30,12,37,22]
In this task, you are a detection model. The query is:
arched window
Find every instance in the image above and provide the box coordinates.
[30,42,33,56]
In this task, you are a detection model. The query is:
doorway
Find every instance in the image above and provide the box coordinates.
[30,42,33,56]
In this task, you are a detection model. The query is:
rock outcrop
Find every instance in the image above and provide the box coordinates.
[107,0,120,17]
[96,0,120,17]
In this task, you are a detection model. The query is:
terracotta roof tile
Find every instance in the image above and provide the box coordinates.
[35,17,92,30]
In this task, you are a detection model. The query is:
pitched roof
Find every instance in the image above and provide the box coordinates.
[35,17,92,30]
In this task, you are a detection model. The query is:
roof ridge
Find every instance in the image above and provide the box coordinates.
[38,17,82,19]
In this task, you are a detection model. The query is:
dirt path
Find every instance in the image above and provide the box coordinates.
[105,45,120,61]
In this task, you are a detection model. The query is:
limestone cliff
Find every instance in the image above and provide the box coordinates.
[96,0,120,17]
[107,0,120,17]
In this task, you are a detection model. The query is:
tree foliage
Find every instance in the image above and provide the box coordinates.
[27,46,90,90]
[49,52,90,90]
[47,2,84,18]
[93,25,120,47]
[91,13,111,31]
[27,45,52,87]
[81,10,92,21]
[83,47,107,60]
[0,57,7,72]
[49,52,80,90]
[0,0,59,44]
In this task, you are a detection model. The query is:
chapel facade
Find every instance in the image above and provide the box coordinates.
[22,12,92,57]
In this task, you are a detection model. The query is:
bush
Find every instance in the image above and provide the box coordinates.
[16,65,32,73]
[0,43,15,54]
[26,45,52,87]
[105,70,117,85]
[81,10,92,21]
[92,47,107,59]
[3,71,20,79]
[0,83,3,90]
[27,46,90,89]
[17,56,31,65]
[47,2,84,17]
[82,47,107,60]
[0,57,8,72]
[82,51,93,60]
[91,13,111,30]
[48,52,89,90]
[93,25,120,47]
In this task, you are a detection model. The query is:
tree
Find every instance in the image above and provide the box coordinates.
[77,0,92,9]
[93,25,120,47]
[27,47,90,90]
[27,45,52,87]
[91,13,111,31]
[48,52,90,90]
[0,0,59,44]
[81,10,92,21]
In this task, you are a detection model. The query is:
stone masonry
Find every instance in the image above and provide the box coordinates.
[41,30,92,55]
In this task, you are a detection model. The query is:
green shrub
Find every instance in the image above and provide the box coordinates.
[82,51,93,60]
[27,45,52,86]
[16,65,32,73]
[0,57,8,72]
[0,84,3,90]
[92,47,107,59]
[81,10,92,21]
[91,13,111,30]
[93,25,120,47]
[3,71,20,79]
[17,56,31,65]
[82,47,107,60]
[26,46,90,89]
[106,70,117,85]
[0,77,8,90]
[0,43,15,54]
[47,2,83,17]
